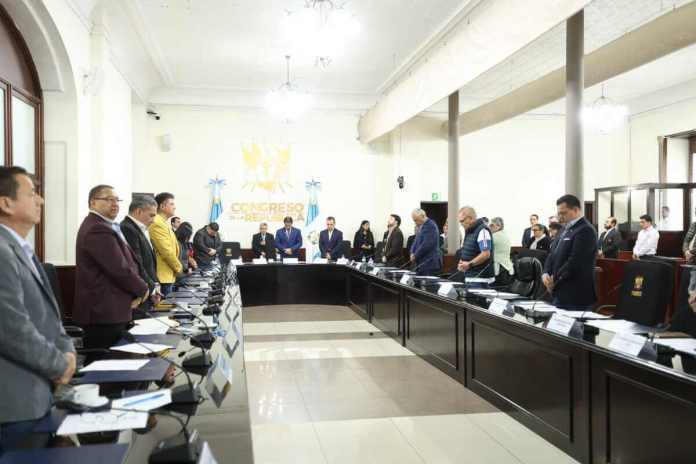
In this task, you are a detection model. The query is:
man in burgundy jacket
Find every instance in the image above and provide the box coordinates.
[74,185,148,351]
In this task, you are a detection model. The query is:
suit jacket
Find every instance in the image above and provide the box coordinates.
[410,219,442,273]
[149,214,182,283]
[121,216,158,293]
[0,226,75,422]
[530,235,551,251]
[193,227,223,266]
[383,227,404,266]
[598,227,620,259]
[543,217,597,307]
[252,233,276,259]
[275,227,303,258]
[74,213,148,326]
[683,222,696,256]
[319,229,344,259]
[521,227,534,248]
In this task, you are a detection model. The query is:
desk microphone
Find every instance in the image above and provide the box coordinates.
[170,305,215,374]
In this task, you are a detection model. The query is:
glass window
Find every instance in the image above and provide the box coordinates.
[630,189,647,230]
[11,95,35,173]
[597,191,611,224]
[614,191,629,232]
[0,87,4,165]
[655,189,684,231]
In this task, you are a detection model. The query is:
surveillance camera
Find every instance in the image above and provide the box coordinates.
[397,176,404,189]
[146,109,161,121]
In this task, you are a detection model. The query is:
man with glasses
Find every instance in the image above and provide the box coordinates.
[74,185,148,354]
[0,166,76,452]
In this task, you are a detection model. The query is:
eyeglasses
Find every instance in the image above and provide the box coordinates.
[94,197,122,203]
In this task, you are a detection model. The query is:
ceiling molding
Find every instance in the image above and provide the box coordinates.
[120,0,174,86]
[376,0,483,95]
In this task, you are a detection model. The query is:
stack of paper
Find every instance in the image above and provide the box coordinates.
[57,410,148,435]
[129,317,178,335]
[80,359,149,372]
[110,343,173,355]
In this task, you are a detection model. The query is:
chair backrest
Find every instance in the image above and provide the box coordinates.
[42,262,65,316]
[515,248,548,266]
[221,241,241,264]
[614,260,673,326]
[341,240,352,259]
[669,266,696,336]
[508,257,539,298]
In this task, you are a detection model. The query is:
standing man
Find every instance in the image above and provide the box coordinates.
[521,214,540,248]
[382,214,404,266]
[121,195,160,307]
[319,216,344,260]
[410,209,441,276]
[149,192,183,295]
[633,214,659,259]
[597,216,620,259]
[74,185,149,352]
[252,222,276,259]
[658,206,672,231]
[542,195,597,311]
[275,216,303,259]
[453,207,494,282]
[0,167,76,451]
[193,222,223,268]
[490,217,514,285]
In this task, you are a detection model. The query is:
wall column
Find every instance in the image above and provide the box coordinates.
[447,91,460,253]
[565,10,584,198]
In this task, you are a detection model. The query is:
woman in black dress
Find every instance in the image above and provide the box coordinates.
[353,220,375,261]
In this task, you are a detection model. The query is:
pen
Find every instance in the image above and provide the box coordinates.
[122,392,166,408]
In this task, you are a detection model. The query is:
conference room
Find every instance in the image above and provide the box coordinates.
[2,0,696,463]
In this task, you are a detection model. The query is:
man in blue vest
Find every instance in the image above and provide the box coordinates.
[409,209,442,275]
[452,206,494,283]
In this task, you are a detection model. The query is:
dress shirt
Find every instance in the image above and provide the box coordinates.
[91,210,126,242]
[0,224,39,277]
[530,236,544,250]
[634,226,659,257]
[328,230,333,241]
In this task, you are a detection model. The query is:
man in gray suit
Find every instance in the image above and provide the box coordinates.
[0,167,76,451]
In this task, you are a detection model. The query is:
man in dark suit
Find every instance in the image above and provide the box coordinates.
[319,216,344,260]
[121,195,160,309]
[543,195,597,310]
[0,167,76,451]
[382,214,404,266]
[74,185,149,351]
[597,216,620,259]
[252,222,276,259]
[275,216,303,259]
[193,222,223,268]
[410,209,442,275]
[521,213,540,248]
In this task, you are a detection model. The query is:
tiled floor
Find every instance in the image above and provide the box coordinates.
[244,304,579,464]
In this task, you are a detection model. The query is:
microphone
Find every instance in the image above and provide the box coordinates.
[169,305,215,374]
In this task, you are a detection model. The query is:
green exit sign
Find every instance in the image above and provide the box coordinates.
[432,193,440,201]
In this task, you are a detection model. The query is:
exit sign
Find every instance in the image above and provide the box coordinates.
[432,193,440,201]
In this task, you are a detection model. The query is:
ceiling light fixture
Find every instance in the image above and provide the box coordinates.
[283,0,360,68]
[265,55,313,123]
[582,84,628,134]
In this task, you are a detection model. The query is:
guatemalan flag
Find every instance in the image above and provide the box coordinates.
[304,179,322,261]
[209,177,225,223]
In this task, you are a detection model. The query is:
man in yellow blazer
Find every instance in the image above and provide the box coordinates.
[149,192,183,295]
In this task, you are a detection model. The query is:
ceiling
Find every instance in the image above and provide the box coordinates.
[132,0,467,95]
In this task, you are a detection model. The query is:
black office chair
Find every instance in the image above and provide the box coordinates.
[669,267,696,336]
[515,248,549,266]
[373,241,385,262]
[221,241,242,264]
[506,257,545,299]
[340,240,353,259]
[598,260,673,327]
[42,263,84,349]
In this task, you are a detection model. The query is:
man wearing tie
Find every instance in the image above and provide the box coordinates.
[252,222,276,259]
[597,216,620,259]
[319,216,344,260]
[275,216,303,259]
[0,167,76,451]
[74,185,149,352]
[409,209,442,276]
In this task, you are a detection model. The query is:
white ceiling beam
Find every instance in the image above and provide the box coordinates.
[449,0,696,137]
[357,0,592,144]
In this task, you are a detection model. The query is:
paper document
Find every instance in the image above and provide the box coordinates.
[57,410,148,435]
[653,338,696,353]
[585,319,647,334]
[80,359,149,372]
[112,389,172,411]
[129,324,169,335]
[110,343,173,355]
[561,311,611,320]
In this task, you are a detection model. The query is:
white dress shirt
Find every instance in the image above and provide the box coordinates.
[633,226,659,257]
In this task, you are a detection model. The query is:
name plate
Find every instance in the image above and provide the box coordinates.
[230,258,244,266]
[198,282,209,289]
[547,314,576,335]
[609,332,648,357]
[313,258,328,264]
[370,268,381,276]
[283,258,299,264]
[400,274,413,285]
[336,258,349,265]
[252,258,267,264]
[437,282,455,297]
[488,298,510,316]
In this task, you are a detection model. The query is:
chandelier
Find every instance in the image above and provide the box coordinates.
[283,0,360,68]
[265,56,313,122]
[582,85,628,134]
